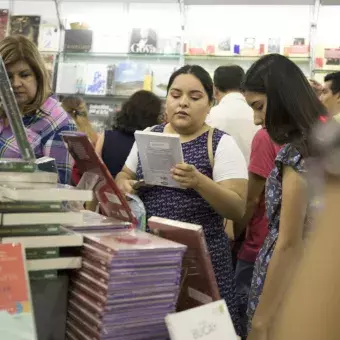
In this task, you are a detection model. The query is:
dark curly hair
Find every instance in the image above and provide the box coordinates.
[113,90,162,133]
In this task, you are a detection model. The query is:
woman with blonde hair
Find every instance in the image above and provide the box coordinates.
[0,35,75,184]
[61,95,98,145]
[61,95,98,186]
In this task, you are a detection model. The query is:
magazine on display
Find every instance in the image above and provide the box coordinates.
[9,16,41,45]
[148,216,221,311]
[134,130,184,188]
[66,229,186,339]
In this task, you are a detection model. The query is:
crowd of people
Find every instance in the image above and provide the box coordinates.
[1,33,339,339]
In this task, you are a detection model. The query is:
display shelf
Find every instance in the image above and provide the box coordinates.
[60,52,181,60]
[56,93,166,100]
[184,54,311,63]
[312,68,340,73]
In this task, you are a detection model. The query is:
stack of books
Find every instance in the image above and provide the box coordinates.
[66,229,187,339]
[64,210,131,233]
[0,159,93,280]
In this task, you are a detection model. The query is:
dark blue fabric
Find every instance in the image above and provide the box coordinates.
[102,130,135,178]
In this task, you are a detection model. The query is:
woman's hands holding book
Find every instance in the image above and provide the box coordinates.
[117,179,137,195]
[171,163,201,190]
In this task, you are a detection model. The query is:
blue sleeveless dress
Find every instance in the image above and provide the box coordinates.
[136,124,241,334]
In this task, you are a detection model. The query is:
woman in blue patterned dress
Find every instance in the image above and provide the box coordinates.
[116,65,248,335]
[242,54,327,340]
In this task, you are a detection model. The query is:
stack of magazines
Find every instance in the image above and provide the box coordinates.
[0,160,93,280]
[65,210,131,233]
[66,229,187,339]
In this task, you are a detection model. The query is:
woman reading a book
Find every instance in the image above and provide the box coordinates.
[116,65,248,336]
[242,54,327,340]
[0,35,75,184]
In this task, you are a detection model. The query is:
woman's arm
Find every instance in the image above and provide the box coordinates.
[270,175,340,340]
[249,166,307,337]
[171,163,247,221]
[172,135,248,221]
[95,132,104,157]
[116,166,137,194]
[233,172,266,237]
[196,173,247,221]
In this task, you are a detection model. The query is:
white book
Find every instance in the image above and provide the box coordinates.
[1,231,83,248]
[166,300,238,340]
[27,257,82,271]
[0,171,58,183]
[0,183,93,202]
[1,212,82,226]
[134,130,184,188]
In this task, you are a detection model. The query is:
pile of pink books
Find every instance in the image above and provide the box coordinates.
[66,229,186,340]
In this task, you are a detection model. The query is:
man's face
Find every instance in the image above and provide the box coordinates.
[320,80,340,116]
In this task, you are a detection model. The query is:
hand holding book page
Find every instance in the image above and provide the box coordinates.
[134,131,184,188]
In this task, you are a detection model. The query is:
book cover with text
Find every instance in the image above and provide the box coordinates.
[114,61,146,96]
[129,28,157,54]
[10,16,41,45]
[0,243,37,339]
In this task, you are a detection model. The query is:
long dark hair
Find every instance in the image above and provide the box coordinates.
[114,90,162,133]
[167,65,214,103]
[243,54,327,157]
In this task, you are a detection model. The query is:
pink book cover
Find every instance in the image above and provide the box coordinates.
[61,131,136,224]
[148,216,221,311]
[82,229,187,255]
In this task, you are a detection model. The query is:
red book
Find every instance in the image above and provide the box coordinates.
[0,243,37,339]
[148,216,221,311]
[61,131,136,225]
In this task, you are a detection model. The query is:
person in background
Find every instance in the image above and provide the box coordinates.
[242,54,327,340]
[96,90,162,179]
[233,110,281,336]
[0,35,74,184]
[61,95,98,186]
[62,95,98,145]
[206,65,259,165]
[116,65,248,336]
[320,71,340,121]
